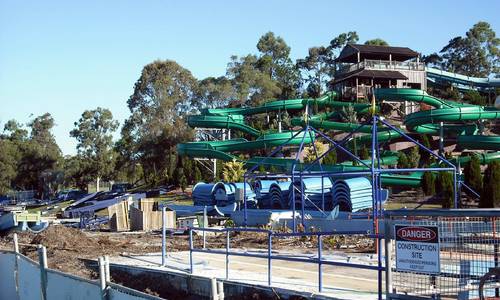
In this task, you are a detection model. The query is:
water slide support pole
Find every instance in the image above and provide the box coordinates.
[278,109,282,133]
[213,159,217,180]
[162,206,166,266]
[439,121,444,155]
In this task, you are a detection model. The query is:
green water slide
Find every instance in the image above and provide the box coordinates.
[280,88,500,186]
[178,87,500,187]
[457,135,500,151]
[375,88,500,150]
[177,131,315,161]
[178,93,341,160]
[305,89,497,146]
[201,92,337,116]
[291,102,403,146]
[188,114,261,137]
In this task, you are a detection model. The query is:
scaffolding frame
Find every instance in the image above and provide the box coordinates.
[242,114,465,232]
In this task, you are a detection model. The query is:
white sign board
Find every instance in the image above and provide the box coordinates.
[395,225,440,274]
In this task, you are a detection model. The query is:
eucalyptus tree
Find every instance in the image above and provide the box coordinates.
[122,60,197,184]
[70,107,118,191]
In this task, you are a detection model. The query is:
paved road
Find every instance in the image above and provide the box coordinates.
[111,249,384,299]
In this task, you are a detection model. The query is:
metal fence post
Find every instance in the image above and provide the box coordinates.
[300,174,305,228]
[217,280,224,300]
[13,233,20,300]
[211,277,218,300]
[162,206,166,266]
[13,233,19,253]
[243,175,248,227]
[268,231,272,286]
[189,228,193,274]
[384,217,393,298]
[37,245,48,300]
[226,230,229,280]
[203,206,207,249]
[98,257,106,300]
[318,234,323,293]
[495,243,499,298]
[104,255,110,283]
[291,172,296,232]
[453,171,458,208]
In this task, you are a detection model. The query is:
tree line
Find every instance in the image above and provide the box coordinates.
[0,22,498,200]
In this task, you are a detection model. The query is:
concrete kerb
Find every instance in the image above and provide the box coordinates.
[1,244,163,300]
[105,261,344,300]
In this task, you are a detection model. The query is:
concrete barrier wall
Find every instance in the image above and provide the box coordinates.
[18,255,42,300]
[0,251,17,300]
[0,250,162,300]
[108,283,163,300]
[46,270,101,300]
[109,262,334,300]
[110,289,148,300]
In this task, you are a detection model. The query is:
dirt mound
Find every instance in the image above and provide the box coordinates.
[31,226,93,250]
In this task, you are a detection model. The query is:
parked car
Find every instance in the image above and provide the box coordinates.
[111,183,132,193]
[55,190,86,202]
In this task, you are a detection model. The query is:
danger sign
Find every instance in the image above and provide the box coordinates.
[395,225,440,274]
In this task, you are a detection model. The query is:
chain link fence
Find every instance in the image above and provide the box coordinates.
[385,209,500,299]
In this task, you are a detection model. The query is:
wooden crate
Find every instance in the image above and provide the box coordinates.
[108,200,130,232]
[130,199,175,231]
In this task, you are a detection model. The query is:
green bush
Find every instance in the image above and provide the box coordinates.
[407,147,421,168]
[397,152,409,169]
[215,159,224,181]
[436,172,454,208]
[419,134,433,165]
[303,141,328,163]
[176,168,187,192]
[463,90,486,106]
[182,157,193,183]
[269,165,279,174]
[463,154,482,195]
[323,148,337,165]
[480,161,500,208]
[222,160,246,182]
[442,86,461,100]
[193,165,202,183]
[360,146,370,160]
[422,172,436,196]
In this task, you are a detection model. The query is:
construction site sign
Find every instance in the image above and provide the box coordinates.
[395,225,440,274]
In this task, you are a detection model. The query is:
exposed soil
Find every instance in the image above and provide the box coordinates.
[0,224,374,281]
[0,226,167,279]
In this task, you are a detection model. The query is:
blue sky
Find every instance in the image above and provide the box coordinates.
[1,0,499,155]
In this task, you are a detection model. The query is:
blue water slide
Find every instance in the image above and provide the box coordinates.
[426,67,500,90]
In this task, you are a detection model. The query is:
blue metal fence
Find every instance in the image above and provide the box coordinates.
[187,227,384,295]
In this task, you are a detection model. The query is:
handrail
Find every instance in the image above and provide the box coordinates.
[190,247,382,271]
[385,209,500,217]
[337,59,425,75]
[188,226,385,294]
[460,182,481,199]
